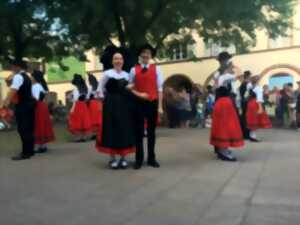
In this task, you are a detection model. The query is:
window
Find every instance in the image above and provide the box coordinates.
[269,35,292,49]
[204,41,236,57]
[169,42,190,61]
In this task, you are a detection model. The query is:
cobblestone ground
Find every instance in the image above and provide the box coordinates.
[1,128,300,225]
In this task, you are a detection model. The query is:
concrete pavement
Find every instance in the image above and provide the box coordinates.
[0,128,300,225]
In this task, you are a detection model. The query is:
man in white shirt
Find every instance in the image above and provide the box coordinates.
[130,44,163,169]
[2,60,36,160]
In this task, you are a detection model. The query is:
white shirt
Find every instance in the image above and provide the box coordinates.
[10,73,24,90]
[217,73,236,87]
[32,83,46,100]
[129,64,164,92]
[72,88,80,102]
[252,85,264,103]
[100,69,130,94]
[88,87,103,99]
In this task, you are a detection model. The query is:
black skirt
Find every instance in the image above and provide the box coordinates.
[100,78,136,149]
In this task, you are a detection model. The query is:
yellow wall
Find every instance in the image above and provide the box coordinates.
[159,47,300,87]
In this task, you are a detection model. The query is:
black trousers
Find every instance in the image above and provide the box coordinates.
[240,100,250,139]
[135,100,158,164]
[15,101,35,156]
[166,104,180,128]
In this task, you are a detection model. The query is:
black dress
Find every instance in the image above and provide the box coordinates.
[96,78,136,155]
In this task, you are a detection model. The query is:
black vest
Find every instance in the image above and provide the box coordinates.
[17,72,33,104]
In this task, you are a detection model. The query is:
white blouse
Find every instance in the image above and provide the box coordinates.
[100,69,130,94]
[88,87,103,99]
[72,88,80,102]
[252,85,264,103]
[32,83,46,100]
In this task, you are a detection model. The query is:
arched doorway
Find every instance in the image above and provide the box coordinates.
[259,64,300,87]
[269,73,294,90]
[163,74,199,128]
[163,74,194,92]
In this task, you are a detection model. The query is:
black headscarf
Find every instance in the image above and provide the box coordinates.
[71,74,88,95]
[88,73,98,92]
[32,70,49,91]
[100,45,134,72]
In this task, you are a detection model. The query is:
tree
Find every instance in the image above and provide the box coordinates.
[0,0,296,63]
[47,0,296,57]
[0,0,80,64]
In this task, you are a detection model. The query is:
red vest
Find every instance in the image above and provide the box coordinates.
[134,64,158,100]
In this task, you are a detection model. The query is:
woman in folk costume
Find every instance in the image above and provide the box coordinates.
[68,74,92,142]
[31,70,55,153]
[246,75,272,142]
[210,62,244,162]
[87,73,103,138]
[96,47,149,170]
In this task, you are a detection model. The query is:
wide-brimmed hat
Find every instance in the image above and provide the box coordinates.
[8,58,28,69]
[137,43,157,57]
[217,51,232,63]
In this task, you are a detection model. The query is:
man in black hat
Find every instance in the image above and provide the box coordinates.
[130,44,164,170]
[2,60,36,160]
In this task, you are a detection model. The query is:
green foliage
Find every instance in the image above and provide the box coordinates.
[0,0,296,63]
[47,57,85,82]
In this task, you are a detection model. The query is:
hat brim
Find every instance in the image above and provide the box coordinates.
[138,44,157,57]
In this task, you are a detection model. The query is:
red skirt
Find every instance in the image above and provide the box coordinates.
[34,101,55,145]
[88,99,102,132]
[68,101,92,135]
[246,98,272,131]
[210,97,244,148]
[96,112,135,156]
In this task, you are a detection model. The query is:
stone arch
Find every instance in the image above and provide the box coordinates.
[259,64,300,86]
[163,74,194,92]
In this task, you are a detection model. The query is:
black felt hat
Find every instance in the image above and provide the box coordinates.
[8,58,28,70]
[137,43,157,57]
[217,51,232,63]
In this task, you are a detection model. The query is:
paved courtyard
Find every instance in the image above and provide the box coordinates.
[1,128,300,225]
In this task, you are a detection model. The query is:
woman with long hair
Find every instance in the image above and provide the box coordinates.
[31,70,55,153]
[68,74,92,142]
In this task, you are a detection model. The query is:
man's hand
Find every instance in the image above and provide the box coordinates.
[2,98,10,108]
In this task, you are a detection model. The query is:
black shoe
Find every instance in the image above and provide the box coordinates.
[11,154,33,161]
[36,147,48,154]
[118,159,128,169]
[109,160,119,170]
[249,137,261,143]
[133,163,143,170]
[218,151,237,162]
[90,135,97,140]
[147,160,160,168]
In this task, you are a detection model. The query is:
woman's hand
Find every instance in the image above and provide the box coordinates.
[258,103,263,114]
[126,84,135,90]
[139,92,149,100]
